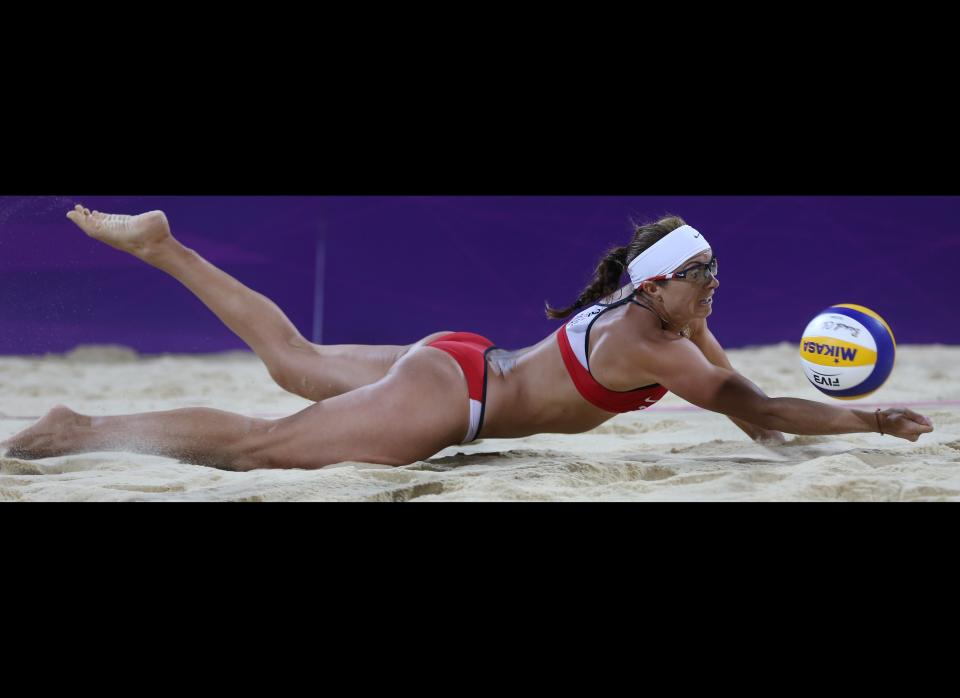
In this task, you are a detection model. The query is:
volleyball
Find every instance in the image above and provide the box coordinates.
[799,304,896,400]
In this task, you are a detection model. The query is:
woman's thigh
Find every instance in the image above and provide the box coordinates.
[275,331,456,402]
[243,345,469,469]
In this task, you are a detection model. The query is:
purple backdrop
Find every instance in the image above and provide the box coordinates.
[0,195,956,354]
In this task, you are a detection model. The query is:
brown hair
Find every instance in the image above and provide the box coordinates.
[544,214,688,320]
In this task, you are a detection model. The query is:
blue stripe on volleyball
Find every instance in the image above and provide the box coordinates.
[817,305,896,397]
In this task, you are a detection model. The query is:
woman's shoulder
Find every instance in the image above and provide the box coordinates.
[596,304,686,362]
[586,309,684,390]
[617,319,689,351]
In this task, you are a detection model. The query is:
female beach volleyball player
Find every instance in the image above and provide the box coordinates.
[1,207,935,471]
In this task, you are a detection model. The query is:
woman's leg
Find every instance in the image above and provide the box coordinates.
[66,205,445,401]
[1,347,470,470]
[1,404,267,471]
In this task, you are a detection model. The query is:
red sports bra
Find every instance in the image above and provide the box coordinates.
[556,296,669,413]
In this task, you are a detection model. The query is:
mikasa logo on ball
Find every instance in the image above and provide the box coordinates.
[802,341,859,362]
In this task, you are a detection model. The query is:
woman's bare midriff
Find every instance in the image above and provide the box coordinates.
[479,343,611,439]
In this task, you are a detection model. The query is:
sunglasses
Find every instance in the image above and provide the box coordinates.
[644,257,718,286]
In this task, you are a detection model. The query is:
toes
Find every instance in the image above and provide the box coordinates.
[66,210,88,227]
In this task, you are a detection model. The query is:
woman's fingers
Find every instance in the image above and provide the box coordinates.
[904,408,934,428]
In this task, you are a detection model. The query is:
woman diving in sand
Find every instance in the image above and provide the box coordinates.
[0,206,935,471]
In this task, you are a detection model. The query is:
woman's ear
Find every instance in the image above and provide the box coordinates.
[640,280,662,299]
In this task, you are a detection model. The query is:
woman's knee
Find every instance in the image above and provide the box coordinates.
[268,362,321,399]
[263,344,338,400]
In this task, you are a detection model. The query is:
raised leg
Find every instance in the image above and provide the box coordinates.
[66,205,446,401]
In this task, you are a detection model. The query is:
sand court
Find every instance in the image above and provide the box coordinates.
[2,342,957,501]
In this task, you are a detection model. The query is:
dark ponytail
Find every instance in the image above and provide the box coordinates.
[544,246,629,320]
[544,214,688,321]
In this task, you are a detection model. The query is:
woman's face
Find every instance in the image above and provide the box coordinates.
[658,249,720,323]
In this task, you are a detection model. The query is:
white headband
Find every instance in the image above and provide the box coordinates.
[627,224,711,288]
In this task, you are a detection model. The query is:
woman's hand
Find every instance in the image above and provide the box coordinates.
[876,408,934,442]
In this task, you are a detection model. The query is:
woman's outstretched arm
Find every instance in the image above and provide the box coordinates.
[643,338,935,442]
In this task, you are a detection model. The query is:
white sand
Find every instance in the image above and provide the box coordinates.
[2,343,959,501]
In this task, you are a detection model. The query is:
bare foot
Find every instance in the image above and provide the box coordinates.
[66,204,172,259]
[0,405,90,460]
